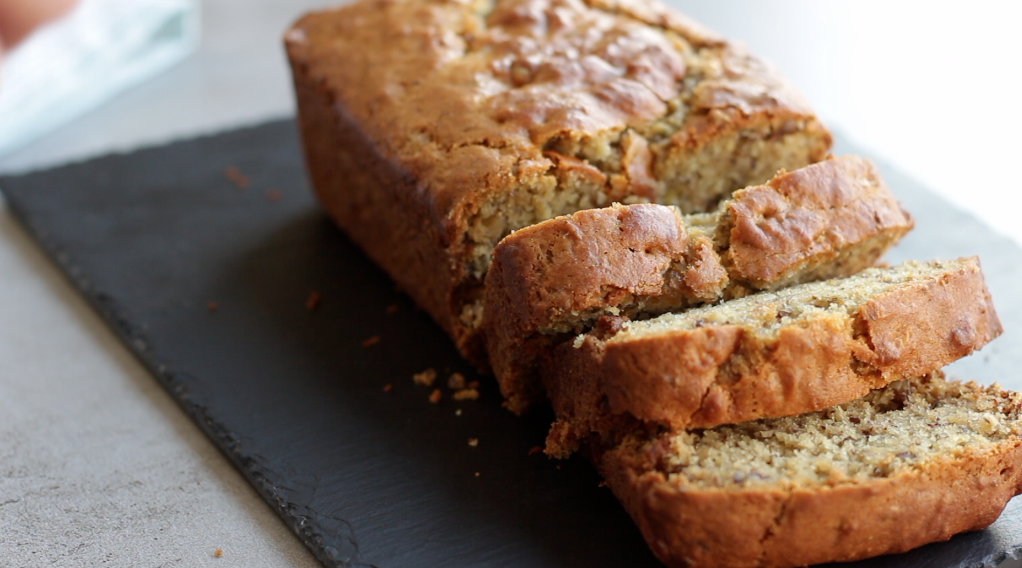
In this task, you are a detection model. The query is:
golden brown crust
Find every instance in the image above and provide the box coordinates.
[602,258,1002,430]
[486,156,912,413]
[724,155,914,288]
[855,262,1004,378]
[542,337,611,458]
[485,203,709,412]
[286,0,832,365]
[489,204,691,336]
[542,333,665,458]
[540,259,1002,450]
[600,425,1022,568]
[289,54,459,337]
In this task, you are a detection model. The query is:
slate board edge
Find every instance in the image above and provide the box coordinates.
[986,549,1022,568]
[1,118,1020,568]
[0,120,360,568]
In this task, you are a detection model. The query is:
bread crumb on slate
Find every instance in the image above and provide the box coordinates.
[382,383,393,392]
[455,409,463,416]
[225,166,250,189]
[213,548,223,558]
[306,291,321,311]
[413,368,437,386]
[429,389,442,403]
[447,372,466,390]
[266,189,282,202]
[474,472,481,477]
[468,438,479,447]
[361,336,381,348]
[207,301,218,312]
[385,304,399,315]
[528,446,543,456]
[453,388,480,401]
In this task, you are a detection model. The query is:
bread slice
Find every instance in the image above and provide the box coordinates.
[485,155,913,413]
[544,258,1002,456]
[598,373,1022,568]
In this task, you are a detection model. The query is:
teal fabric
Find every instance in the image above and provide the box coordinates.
[0,0,200,158]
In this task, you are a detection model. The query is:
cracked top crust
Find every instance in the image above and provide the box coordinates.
[288,0,734,155]
[286,0,826,263]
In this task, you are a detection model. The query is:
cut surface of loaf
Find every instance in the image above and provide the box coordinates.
[543,258,1002,456]
[600,373,1022,568]
[286,0,832,364]
[485,155,913,413]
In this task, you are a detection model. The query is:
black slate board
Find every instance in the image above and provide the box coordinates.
[2,119,1022,568]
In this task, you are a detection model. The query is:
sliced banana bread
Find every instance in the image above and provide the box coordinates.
[286,0,832,365]
[544,258,1002,456]
[485,155,913,413]
[599,373,1022,568]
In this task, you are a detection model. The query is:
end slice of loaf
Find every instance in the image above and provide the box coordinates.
[485,155,913,414]
[544,258,1002,456]
[599,373,1022,568]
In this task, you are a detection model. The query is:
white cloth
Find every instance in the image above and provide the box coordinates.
[0,0,200,158]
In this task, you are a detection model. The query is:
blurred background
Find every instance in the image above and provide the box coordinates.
[0,1,1020,567]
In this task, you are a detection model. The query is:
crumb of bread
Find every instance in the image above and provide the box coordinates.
[453,388,480,401]
[648,376,1020,489]
[266,189,282,202]
[447,372,466,390]
[225,166,249,189]
[385,304,399,315]
[429,389,442,404]
[361,336,381,348]
[207,301,218,312]
[413,368,437,386]
[305,291,321,311]
[382,383,393,392]
[528,446,543,456]
[455,409,463,417]
[213,548,223,558]
[474,472,480,477]
[468,438,479,447]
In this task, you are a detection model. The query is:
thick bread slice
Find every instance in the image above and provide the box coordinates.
[598,374,1022,568]
[544,258,1002,456]
[485,155,913,414]
[486,202,717,415]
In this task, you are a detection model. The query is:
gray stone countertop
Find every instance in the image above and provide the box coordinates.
[0,1,1018,566]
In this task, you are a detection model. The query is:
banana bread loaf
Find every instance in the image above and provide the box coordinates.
[285,0,832,364]
[484,155,913,413]
[599,373,1022,568]
[543,258,1002,456]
